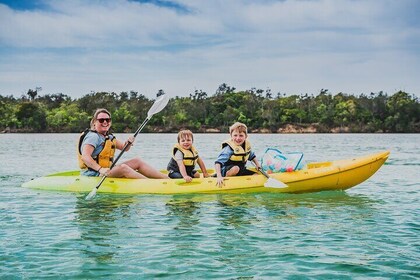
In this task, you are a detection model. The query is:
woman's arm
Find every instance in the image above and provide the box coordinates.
[81,144,103,173]
[116,135,134,151]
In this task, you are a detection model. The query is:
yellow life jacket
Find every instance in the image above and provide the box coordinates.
[172,143,199,167]
[77,129,117,170]
[222,139,252,163]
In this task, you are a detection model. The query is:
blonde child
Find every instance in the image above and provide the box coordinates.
[215,122,261,186]
[167,129,210,182]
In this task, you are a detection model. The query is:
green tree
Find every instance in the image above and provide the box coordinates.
[1,87,419,133]
[0,96,19,130]
[334,100,357,128]
[37,93,72,110]
[112,102,136,132]
[46,103,89,132]
[16,102,47,132]
[385,91,419,132]
[77,91,119,115]
[27,89,38,100]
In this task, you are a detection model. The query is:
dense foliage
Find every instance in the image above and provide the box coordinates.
[1,84,419,133]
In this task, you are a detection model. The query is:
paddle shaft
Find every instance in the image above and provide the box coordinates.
[257,166,270,179]
[250,161,268,178]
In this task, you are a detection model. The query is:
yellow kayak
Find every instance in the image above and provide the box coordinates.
[22,151,389,194]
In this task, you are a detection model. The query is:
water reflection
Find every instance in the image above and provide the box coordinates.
[216,194,255,228]
[74,194,135,264]
[71,191,380,277]
[165,195,201,230]
[212,194,264,277]
[161,194,207,275]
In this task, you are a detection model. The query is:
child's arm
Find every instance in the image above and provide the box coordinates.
[251,157,261,169]
[250,151,261,169]
[176,160,193,183]
[197,157,209,178]
[214,146,232,186]
[215,162,224,186]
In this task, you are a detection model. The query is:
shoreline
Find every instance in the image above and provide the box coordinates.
[1,124,404,134]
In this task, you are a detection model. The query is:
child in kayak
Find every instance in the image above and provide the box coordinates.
[167,129,210,182]
[215,122,261,186]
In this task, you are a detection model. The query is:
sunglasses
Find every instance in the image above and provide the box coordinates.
[97,118,111,123]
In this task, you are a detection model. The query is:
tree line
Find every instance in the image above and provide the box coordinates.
[1,84,419,133]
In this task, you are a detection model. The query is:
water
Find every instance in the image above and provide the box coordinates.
[1,133,419,279]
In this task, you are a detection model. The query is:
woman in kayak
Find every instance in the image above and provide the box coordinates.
[77,108,168,179]
[215,122,261,186]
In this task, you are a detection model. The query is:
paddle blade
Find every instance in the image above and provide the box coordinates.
[264,177,288,189]
[147,94,169,118]
[85,188,97,200]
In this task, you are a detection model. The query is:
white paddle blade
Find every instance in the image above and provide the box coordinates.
[85,188,97,200]
[264,178,288,188]
[147,94,169,118]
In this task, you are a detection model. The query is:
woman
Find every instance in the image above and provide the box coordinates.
[77,108,168,179]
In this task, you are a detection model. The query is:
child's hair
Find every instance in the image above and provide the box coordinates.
[177,129,194,142]
[229,122,248,135]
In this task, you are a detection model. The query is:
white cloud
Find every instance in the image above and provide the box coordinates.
[0,0,419,98]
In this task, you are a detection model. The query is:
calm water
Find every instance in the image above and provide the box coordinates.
[1,133,419,279]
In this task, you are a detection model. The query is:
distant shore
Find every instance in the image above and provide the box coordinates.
[157,123,398,133]
[3,124,396,134]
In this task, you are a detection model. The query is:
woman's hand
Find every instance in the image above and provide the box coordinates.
[122,136,135,151]
[127,136,135,144]
[99,167,110,177]
[125,136,134,147]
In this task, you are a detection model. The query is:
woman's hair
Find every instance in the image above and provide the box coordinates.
[229,122,248,135]
[177,129,194,142]
[90,108,111,129]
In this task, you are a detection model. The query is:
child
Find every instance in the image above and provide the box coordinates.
[215,122,261,186]
[167,129,210,182]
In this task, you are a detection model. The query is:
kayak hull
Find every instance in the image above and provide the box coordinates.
[22,151,390,194]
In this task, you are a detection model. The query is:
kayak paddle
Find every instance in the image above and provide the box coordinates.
[256,166,288,188]
[85,94,170,200]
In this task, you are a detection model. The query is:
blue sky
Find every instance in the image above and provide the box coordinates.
[1,0,419,99]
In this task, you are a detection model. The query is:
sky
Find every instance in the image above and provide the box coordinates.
[0,0,419,99]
